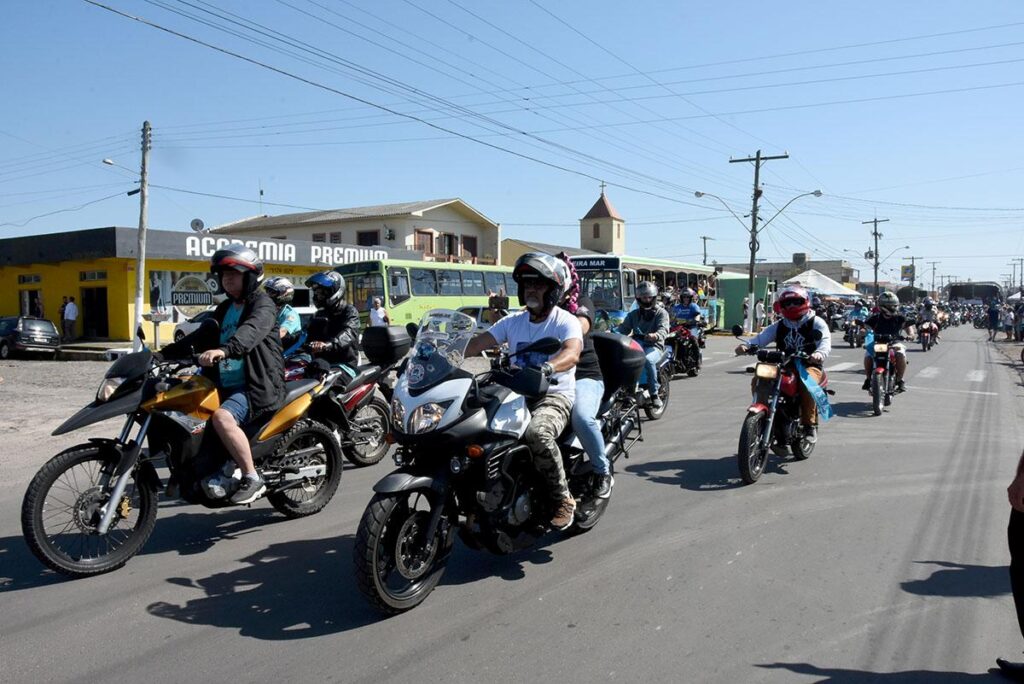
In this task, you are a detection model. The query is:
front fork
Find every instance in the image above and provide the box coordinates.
[758,376,782,450]
[97,413,152,535]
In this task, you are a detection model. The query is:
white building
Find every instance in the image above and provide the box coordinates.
[213,198,501,265]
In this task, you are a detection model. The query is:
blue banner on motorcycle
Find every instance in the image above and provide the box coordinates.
[794,358,833,422]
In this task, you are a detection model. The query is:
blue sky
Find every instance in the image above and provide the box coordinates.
[3,0,1024,286]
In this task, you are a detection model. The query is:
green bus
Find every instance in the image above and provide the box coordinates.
[333,258,515,325]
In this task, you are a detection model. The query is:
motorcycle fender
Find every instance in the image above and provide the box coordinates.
[747,403,769,415]
[52,389,142,436]
[874,367,887,374]
[372,469,447,495]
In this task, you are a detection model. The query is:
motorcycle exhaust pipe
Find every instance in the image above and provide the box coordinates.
[603,414,637,460]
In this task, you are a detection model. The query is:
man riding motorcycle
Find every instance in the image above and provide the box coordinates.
[860,291,914,392]
[304,270,361,369]
[734,285,831,443]
[464,252,584,529]
[264,276,302,350]
[917,297,941,345]
[617,281,670,409]
[673,287,704,327]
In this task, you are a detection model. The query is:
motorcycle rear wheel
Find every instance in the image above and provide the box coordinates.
[22,445,158,578]
[644,368,672,420]
[267,420,342,518]
[353,490,452,615]
[738,412,769,484]
[870,374,883,416]
[342,397,391,467]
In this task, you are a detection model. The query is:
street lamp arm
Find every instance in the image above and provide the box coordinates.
[693,191,749,231]
[878,245,910,265]
[759,190,822,231]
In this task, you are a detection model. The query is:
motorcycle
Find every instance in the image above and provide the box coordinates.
[283,327,411,467]
[629,329,672,420]
[918,321,938,352]
[733,325,832,484]
[867,333,906,416]
[665,321,703,377]
[843,320,866,348]
[21,321,348,578]
[352,309,646,614]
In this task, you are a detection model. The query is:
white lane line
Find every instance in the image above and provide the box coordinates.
[966,370,987,383]
[916,366,940,379]
[826,362,858,372]
[827,379,997,397]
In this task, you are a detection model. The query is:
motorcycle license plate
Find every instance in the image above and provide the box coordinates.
[873,343,889,353]
[755,363,778,380]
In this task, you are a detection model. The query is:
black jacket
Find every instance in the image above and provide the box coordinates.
[160,292,286,416]
[307,303,361,367]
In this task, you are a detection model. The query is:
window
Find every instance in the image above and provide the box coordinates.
[330,232,342,244]
[388,267,411,305]
[617,223,621,238]
[79,270,107,281]
[415,230,434,255]
[17,274,41,284]
[347,274,385,312]
[23,318,58,335]
[484,271,507,295]
[462,235,478,259]
[437,269,462,295]
[357,230,380,247]
[593,223,600,239]
[411,268,437,295]
[312,233,326,243]
[440,234,458,256]
[0,318,15,334]
[461,270,485,295]
[579,270,623,311]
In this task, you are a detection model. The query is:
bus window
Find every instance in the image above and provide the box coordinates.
[411,268,438,296]
[624,270,636,304]
[578,270,624,311]
[348,273,385,312]
[461,270,485,295]
[388,267,411,305]
[484,271,505,295]
[437,269,463,296]
[503,274,515,296]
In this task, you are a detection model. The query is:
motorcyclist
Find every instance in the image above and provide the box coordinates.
[304,270,361,369]
[617,281,670,409]
[672,286,706,348]
[859,291,913,392]
[556,252,613,499]
[734,285,831,443]
[844,299,870,345]
[157,244,286,505]
[263,276,302,351]
[464,252,584,529]
[917,297,941,345]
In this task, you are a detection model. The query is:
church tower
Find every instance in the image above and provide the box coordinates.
[579,187,625,254]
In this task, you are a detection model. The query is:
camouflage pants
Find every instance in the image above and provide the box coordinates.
[524,393,573,502]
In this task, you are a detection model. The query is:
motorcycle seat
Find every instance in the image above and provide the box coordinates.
[283,379,320,405]
[341,365,382,393]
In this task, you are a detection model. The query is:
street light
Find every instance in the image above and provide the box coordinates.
[695,188,822,332]
[879,245,910,266]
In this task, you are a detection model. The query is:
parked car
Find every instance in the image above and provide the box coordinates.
[457,306,498,334]
[0,316,61,359]
[172,309,217,342]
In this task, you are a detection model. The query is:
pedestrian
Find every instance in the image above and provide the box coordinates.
[30,297,43,319]
[63,296,78,342]
[369,297,390,327]
[755,299,766,331]
[59,296,68,339]
[1004,306,1016,342]
[989,299,1002,342]
[998,445,1024,681]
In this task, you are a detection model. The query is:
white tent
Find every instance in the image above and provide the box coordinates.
[783,269,861,297]
[1009,291,1022,301]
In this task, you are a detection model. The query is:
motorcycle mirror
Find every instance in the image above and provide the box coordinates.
[405,322,419,341]
[136,325,146,342]
[730,324,744,337]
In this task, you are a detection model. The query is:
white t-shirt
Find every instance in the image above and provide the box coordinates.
[64,302,78,321]
[369,306,388,327]
[488,308,583,396]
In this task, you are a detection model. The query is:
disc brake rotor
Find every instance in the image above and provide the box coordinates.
[394,510,436,580]
[71,486,107,534]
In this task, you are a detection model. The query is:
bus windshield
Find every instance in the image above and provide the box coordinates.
[578,270,623,311]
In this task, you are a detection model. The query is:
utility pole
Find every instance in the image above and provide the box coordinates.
[699,235,715,265]
[1013,257,1024,296]
[862,217,889,298]
[731,149,788,332]
[132,121,151,353]
[902,255,922,303]
[927,261,940,297]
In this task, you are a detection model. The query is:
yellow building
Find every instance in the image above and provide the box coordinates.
[0,226,420,342]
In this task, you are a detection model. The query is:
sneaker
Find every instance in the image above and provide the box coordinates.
[230,475,266,505]
[651,395,664,409]
[802,425,817,444]
[594,474,614,499]
[896,380,907,393]
[861,378,871,391]
[550,496,576,530]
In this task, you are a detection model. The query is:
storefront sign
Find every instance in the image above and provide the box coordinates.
[170,274,217,319]
[184,235,393,266]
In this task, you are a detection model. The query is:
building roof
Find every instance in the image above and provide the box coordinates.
[581,192,623,221]
[212,198,499,233]
[503,238,599,257]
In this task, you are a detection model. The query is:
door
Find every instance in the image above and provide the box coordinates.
[462,236,478,262]
[80,287,109,338]
[19,290,42,317]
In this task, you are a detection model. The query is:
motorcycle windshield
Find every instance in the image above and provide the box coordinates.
[406,309,477,391]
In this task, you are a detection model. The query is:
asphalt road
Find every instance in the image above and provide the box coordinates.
[1,325,1023,683]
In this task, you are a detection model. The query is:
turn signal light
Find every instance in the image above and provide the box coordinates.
[385,433,396,445]
[466,444,484,458]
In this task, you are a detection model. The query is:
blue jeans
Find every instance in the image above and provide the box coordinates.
[642,345,664,393]
[572,378,610,476]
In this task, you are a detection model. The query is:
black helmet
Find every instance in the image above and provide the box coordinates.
[512,252,567,310]
[264,276,295,306]
[305,270,346,310]
[636,281,658,308]
[855,299,867,308]
[878,291,899,313]
[210,244,264,299]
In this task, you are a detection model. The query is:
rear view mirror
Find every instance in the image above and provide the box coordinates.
[405,322,419,341]
[731,324,744,337]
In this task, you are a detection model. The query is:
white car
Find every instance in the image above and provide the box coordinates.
[172,309,217,342]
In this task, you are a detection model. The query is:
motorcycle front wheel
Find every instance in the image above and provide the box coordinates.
[870,374,883,415]
[738,412,769,484]
[22,445,158,578]
[353,489,453,615]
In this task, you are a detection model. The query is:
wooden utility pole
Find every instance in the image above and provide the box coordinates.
[699,235,715,265]
[927,261,940,297]
[862,217,889,298]
[133,121,151,352]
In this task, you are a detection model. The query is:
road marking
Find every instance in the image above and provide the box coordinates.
[826,362,858,372]
[966,370,987,383]
[827,379,997,397]
[917,366,940,379]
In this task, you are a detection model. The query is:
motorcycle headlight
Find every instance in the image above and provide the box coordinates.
[391,396,407,432]
[96,376,125,402]
[754,363,779,380]
[409,401,452,434]
[874,343,889,353]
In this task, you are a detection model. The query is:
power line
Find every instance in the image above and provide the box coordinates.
[0,190,133,228]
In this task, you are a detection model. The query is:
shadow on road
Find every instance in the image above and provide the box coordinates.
[442,540,556,586]
[757,662,998,682]
[146,534,383,639]
[624,453,787,491]
[900,560,1010,598]
[829,400,877,419]
[0,534,64,592]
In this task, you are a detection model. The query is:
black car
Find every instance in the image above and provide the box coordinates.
[0,316,62,359]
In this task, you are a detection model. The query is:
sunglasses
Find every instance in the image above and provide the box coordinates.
[780,299,806,309]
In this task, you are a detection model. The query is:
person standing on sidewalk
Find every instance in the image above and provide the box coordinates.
[369,297,390,327]
[63,297,78,342]
[998,446,1024,681]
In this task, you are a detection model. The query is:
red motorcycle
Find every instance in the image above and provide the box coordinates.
[665,322,703,377]
[917,321,938,352]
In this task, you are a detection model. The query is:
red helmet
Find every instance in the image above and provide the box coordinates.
[776,286,810,321]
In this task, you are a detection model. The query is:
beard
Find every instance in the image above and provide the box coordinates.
[525,294,543,311]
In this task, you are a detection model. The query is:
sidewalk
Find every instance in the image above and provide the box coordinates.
[57,340,135,361]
